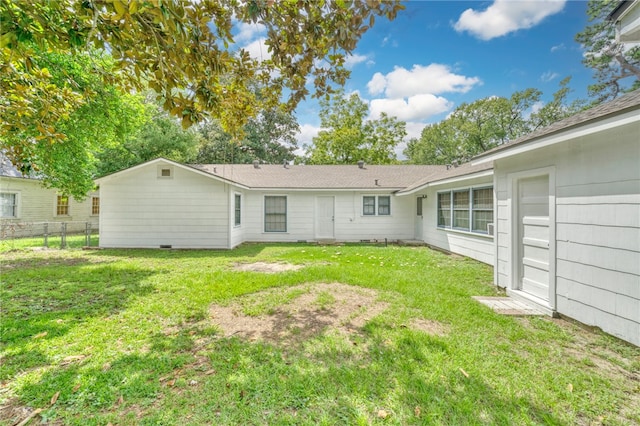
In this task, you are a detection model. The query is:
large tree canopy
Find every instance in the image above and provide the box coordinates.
[196,107,299,165]
[304,91,406,165]
[1,0,403,190]
[575,0,640,103]
[405,80,581,165]
[0,46,147,198]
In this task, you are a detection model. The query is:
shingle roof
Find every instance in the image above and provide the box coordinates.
[189,164,449,190]
[397,161,493,194]
[474,88,640,160]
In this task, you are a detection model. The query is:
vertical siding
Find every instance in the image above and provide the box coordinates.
[420,176,495,265]
[99,162,228,248]
[0,177,98,236]
[495,120,640,346]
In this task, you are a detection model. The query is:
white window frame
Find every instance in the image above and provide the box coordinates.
[437,186,493,235]
[56,195,70,216]
[264,195,287,233]
[234,193,242,227]
[0,192,19,218]
[362,195,391,216]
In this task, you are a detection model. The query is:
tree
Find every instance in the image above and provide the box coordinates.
[196,107,299,164]
[0,47,147,198]
[1,0,404,185]
[575,0,640,103]
[304,92,406,164]
[95,100,201,177]
[405,83,579,165]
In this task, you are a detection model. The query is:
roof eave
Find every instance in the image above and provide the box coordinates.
[472,108,640,164]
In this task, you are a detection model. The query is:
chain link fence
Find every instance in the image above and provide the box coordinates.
[0,221,97,248]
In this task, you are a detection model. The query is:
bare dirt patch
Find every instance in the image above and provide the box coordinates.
[208,283,390,346]
[232,261,304,273]
[407,318,449,336]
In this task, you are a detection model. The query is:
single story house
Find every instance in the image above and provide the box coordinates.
[0,159,99,238]
[97,88,639,346]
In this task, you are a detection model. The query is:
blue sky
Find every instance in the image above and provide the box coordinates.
[235,0,594,156]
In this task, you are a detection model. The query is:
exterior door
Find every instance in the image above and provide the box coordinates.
[518,176,550,302]
[415,196,424,240]
[315,196,335,239]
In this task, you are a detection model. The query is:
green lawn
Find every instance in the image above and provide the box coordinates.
[1,240,638,425]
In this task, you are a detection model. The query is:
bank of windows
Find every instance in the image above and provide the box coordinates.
[56,195,70,216]
[0,192,18,218]
[437,187,493,234]
[234,194,241,226]
[363,196,390,216]
[264,195,286,232]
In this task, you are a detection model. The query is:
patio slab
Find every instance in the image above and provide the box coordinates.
[472,296,546,316]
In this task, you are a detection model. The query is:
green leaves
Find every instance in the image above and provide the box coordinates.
[305,91,404,165]
[1,0,403,194]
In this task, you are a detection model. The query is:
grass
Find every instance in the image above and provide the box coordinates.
[1,240,639,425]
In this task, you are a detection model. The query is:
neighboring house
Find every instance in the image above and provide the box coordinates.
[0,159,99,237]
[473,89,640,346]
[97,89,639,346]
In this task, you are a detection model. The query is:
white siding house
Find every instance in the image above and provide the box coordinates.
[0,175,99,238]
[96,160,453,249]
[474,89,640,346]
[397,163,495,264]
[97,90,640,346]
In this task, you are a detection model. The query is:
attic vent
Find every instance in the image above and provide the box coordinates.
[357,160,365,169]
[157,165,174,179]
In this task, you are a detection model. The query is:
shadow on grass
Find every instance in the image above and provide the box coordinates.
[0,263,159,381]
[2,322,568,425]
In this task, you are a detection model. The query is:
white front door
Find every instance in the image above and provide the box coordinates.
[315,196,335,239]
[518,176,550,302]
[415,197,424,240]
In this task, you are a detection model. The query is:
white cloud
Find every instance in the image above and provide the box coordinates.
[453,0,566,40]
[369,94,452,122]
[550,43,565,52]
[344,53,370,69]
[234,22,266,44]
[367,64,481,99]
[540,71,559,82]
[405,121,426,141]
[295,123,321,146]
[242,38,271,61]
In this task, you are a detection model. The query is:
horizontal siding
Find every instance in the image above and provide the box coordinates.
[420,180,495,265]
[494,118,640,346]
[99,162,228,248]
[240,191,415,243]
[1,178,98,237]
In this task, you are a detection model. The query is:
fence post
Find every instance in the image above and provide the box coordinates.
[85,222,91,247]
[44,222,49,248]
[61,222,67,249]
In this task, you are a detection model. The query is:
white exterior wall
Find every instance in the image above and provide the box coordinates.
[418,175,495,265]
[494,120,640,345]
[240,191,415,243]
[0,176,99,237]
[99,162,229,248]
